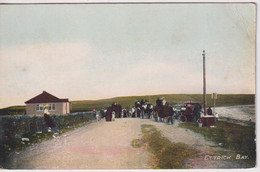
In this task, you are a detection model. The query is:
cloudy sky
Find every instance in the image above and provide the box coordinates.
[0,3,256,108]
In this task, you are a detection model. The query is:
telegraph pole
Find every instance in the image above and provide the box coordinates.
[202,50,206,115]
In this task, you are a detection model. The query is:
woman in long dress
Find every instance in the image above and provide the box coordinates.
[105,107,112,121]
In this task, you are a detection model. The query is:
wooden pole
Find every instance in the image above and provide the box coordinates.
[203,50,206,115]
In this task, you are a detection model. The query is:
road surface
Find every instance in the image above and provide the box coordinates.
[4,118,251,169]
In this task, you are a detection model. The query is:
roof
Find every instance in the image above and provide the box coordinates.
[25,91,69,104]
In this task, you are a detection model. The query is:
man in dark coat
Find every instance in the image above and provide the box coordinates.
[168,106,174,124]
[156,98,161,107]
[147,104,153,119]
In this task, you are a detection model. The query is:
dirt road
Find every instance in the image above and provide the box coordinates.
[4,118,251,169]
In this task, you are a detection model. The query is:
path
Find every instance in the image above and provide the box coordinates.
[4,118,251,169]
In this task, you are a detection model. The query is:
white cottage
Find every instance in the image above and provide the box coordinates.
[25,91,70,115]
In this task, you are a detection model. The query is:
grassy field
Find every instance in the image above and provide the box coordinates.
[0,94,255,115]
[179,121,256,166]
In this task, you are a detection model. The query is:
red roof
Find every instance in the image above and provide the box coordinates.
[25,91,69,104]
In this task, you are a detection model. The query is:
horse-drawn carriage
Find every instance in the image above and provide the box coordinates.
[153,99,202,124]
[153,98,174,124]
[178,101,202,122]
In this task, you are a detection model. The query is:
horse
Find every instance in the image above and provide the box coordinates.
[154,98,164,122]
[154,98,174,123]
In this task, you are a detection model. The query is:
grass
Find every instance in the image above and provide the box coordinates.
[178,121,256,166]
[131,124,199,169]
[0,94,254,115]
[0,106,26,115]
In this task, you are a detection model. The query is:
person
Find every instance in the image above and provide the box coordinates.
[185,104,192,114]
[207,107,213,115]
[168,106,174,125]
[112,111,116,121]
[93,108,96,118]
[131,106,136,118]
[156,98,161,107]
[44,106,50,115]
[184,104,193,121]
[96,112,100,122]
[105,107,112,122]
[137,107,141,118]
[43,113,55,130]
[140,99,145,106]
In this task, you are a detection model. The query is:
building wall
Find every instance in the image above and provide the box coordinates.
[62,102,70,114]
[26,102,70,115]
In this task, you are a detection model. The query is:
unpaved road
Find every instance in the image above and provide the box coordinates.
[215,105,255,122]
[4,118,252,169]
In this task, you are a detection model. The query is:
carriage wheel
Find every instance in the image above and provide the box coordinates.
[180,115,187,122]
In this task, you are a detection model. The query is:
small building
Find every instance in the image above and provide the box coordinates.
[25,91,70,115]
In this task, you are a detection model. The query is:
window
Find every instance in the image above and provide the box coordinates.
[52,104,55,110]
[36,104,55,111]
[39,104,43,110]
[36,104,43,111]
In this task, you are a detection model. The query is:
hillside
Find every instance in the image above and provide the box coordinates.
[0,94,255,115]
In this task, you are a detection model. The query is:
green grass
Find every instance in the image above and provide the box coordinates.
[0,106,26,115]
[0,94,255,115]
[131,124,199,169]
[179,121,256,166]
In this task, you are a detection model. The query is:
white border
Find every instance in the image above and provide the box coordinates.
[0,1,258,172]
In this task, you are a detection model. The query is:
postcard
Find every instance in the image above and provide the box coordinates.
[0,1,257,170]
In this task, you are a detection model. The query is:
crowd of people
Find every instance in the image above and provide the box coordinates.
[99,98,217,124]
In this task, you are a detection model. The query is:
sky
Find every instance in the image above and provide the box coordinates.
[0,3,256,108]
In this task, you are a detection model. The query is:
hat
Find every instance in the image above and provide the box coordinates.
[187,104,191,107]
